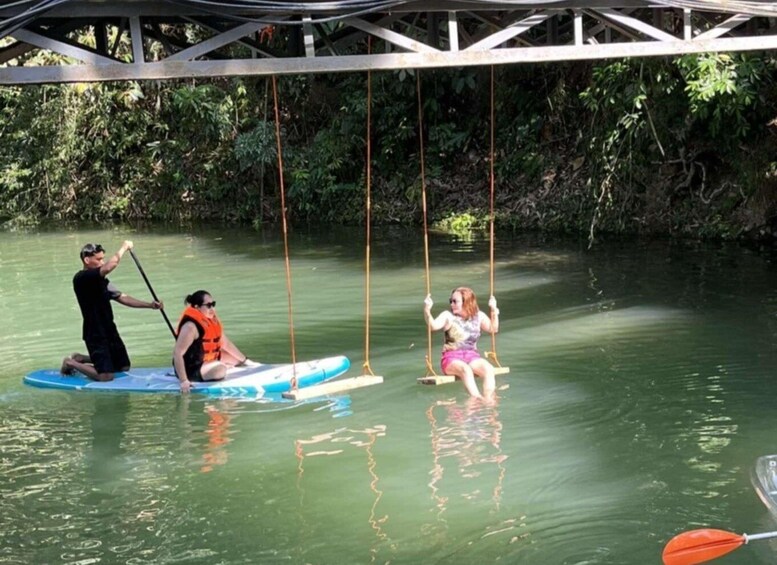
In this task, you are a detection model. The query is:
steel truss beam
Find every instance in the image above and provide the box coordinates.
[1,1,776,84]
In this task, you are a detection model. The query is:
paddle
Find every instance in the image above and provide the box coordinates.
[663,527,777,565]
[128,248,176,338]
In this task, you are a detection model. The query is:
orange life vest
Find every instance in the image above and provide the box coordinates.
[177,306,223,362]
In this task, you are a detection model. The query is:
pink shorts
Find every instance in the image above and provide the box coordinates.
[441,349,481,373]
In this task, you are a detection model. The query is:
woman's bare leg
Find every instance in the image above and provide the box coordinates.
[219,335,246,366]
[470,358,496,400]
[201,361,227,382]
[444,360,483,398]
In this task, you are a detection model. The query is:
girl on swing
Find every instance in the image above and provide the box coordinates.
[423,287,500,400]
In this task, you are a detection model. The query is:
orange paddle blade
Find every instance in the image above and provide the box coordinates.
[663,528,745,565]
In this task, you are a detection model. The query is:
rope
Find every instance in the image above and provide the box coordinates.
[271,75,298,389]
[417,72,437,377]
[486,65,504,370]
[362,37,375,377]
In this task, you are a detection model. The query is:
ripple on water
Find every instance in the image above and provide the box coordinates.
[6,231,777,565]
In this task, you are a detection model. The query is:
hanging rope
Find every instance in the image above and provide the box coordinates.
[362,38,376,378]
[417,72,437,378]
[486,65,504,370]
[271,75,298,389]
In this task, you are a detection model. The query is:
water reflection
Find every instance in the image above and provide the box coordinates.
[176,397,238,473]
[294,425,389,562]
[426,397,508,520]
[0,405,89,563]
[87,396,129,485]
[0,397,188,563]
[201,405,230,473]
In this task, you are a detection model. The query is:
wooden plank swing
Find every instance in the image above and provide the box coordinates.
[417,66,509,387]
[280,58,383,401]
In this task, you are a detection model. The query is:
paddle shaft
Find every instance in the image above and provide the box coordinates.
[128,248,176,338]
[745,531,777,542]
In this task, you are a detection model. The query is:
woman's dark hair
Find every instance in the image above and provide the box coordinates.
[185,290,211,307]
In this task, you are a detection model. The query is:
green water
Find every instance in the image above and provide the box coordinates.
[3,225,777,564]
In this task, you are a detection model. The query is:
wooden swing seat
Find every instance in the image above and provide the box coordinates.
[417,365,510,386]
[282,375,383,400]
[417,375,456,385]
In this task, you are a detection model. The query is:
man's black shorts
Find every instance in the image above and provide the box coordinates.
[85,337,130,374]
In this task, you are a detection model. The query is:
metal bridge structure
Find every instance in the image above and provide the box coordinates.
[2,0,777,84]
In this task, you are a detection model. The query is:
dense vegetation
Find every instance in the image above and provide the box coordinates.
[2,51,777,242]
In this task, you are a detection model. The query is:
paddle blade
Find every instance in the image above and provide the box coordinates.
[662,528,745,565]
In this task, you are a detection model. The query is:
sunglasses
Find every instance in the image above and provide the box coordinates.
[201,301,217,309]
[80,243,105,259]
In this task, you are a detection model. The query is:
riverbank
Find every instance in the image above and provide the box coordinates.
[3,56,776,241]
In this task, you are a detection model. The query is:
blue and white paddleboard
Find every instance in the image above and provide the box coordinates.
[23,356,350,398]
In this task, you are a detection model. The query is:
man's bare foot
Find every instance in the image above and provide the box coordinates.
[71,352,89,363]
[60,357,75,375]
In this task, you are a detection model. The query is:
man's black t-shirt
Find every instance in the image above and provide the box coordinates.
[73,268,122,342]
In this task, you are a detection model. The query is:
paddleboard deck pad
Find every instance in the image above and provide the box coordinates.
[23,356,350,398]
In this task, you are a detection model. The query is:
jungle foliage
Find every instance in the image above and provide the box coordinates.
[2,48,777,241]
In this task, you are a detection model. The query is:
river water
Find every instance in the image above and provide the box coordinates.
[2,225,777,564]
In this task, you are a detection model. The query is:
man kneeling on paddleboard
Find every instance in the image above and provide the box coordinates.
[61,241,163,381]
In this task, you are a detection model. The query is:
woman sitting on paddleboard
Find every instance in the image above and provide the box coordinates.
[173,290,252,393]
[423,287,500,400]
